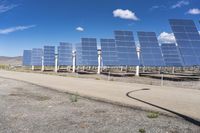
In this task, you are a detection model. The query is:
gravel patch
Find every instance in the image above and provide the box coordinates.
[0,77,199,133]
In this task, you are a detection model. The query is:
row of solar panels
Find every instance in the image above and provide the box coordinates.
[23,19,200,67]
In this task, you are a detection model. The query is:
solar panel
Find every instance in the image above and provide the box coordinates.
[137,31,165,66]
[100,39,118,66]
[114,31,139,66]
[43,46,55,66]
[75,43,83,66]
[169,19,200,66]
[31,48,43,66]
[81,38,98,66]
[58,42,72,66]
[161,43,183,67]
[23,50,32,66]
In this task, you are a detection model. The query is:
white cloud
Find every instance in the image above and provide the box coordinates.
[0,25,36,35]
[158,32,176,44]
[187,8,200,15]
[0,1,18,13]
[76,27,84,32]
[171,0,189,9]
[113,9,139,21]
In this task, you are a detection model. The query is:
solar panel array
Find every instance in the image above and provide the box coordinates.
[100,39,118,66]
[114,31,139,66]
[138,32,165,66]
[161,43,183,67]
[22,19,200,68]
[23,50,32,66]
[169,19,200,66]
[43,46,55,66]
[58,42,73,66]
[81,38,98,66]
[31,48,43,66]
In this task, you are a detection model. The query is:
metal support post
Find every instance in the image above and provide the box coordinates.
[136,47,140,76]
[72,51,76,73]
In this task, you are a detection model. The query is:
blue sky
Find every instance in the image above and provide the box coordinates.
[0,0,200,56]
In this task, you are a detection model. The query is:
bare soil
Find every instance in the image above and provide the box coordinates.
[0,77,199,133]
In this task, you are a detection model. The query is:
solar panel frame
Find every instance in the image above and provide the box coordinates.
[137,31,165,67]
[23,50,32,66]
[31,48,43,66]
[114,30,139,66]
[161,43,183,67]
[58,42,73,66]
[169,19,200,66]
[43,46,55,66]
[100,39,118,66]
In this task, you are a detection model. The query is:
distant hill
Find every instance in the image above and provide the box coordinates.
[0,56,22,66]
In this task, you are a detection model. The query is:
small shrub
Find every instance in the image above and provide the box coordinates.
[147,111,159,118]
[70,94,78,102]
[139,128,146,133]
[95,78,100,80]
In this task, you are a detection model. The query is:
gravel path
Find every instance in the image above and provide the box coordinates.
[0,78,199,133]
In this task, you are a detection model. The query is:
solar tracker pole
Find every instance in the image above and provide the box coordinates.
[54,54,58,73]
[31,65,34,71]
[41,56,44,72]
[126,65,128,72]
[97,50,101,74]
[161,74,164,86]
[136,66,139,76]
[136,47,140,76]
[72,51,76,73]
[120,66,123,72]
[108,71,111,81]
[172,67,175,74]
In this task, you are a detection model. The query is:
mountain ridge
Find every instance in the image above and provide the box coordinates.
[0,56,22,66]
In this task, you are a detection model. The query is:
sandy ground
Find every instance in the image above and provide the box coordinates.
[1,70,200,120]
[76,74,200,90]
[14,69,200,90]
[0,77,199,133]
[62,73,200,90]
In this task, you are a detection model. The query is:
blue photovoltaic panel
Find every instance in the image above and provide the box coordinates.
[114,31,139,66]
[138,31,165,66]
[81,38,98,66]
[31,48,43,66]
[161,43,183,67]
[58,42,72,66]
[75,43,83,66]
[44,46,55,66]
[100,39,118,66]
[23,50,32,66]
[169,19,200,66]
